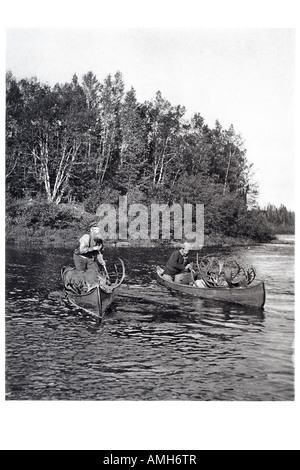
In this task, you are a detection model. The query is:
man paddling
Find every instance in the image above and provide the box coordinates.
[162,242,194,283]
[73,221,107,273]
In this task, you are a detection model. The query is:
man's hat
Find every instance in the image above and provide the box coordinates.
[182,241,200,251]
[182,241,192,251]
[89,220,99,230]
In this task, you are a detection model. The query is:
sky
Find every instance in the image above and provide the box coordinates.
[1,0,299,452]
[5,25,296,210]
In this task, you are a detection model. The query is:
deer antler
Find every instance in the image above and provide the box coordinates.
[111,258,126,289]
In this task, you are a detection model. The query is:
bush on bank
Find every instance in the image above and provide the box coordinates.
[6,197,95,246]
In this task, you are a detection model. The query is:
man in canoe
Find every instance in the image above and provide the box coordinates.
[162,242,194,283]
[63,222,111,295]
[73,221,107,273]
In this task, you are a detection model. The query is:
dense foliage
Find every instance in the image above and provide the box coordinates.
[262,204,295,235]
[6,70,294,243]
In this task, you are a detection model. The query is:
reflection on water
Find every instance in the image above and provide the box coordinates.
[5,241,294,401]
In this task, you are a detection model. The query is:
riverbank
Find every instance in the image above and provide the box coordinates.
[7,197,289,249]
[5,223,261,249]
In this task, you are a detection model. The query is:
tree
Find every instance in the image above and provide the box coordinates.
[81,71,102,161]
[96,71,124,185]
[146,91,186,189]
[81,71,102,110]
[182,113,212,177]
[222,124,245,195]
[6,72,25,193]
[6,74,54,197]
[25,76,89,204]
[263,204,295,233]
[115,88,149,195]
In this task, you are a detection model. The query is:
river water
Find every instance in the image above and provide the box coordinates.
[5,237,294,401]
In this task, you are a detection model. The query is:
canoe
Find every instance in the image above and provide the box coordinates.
[156,266,266,308]
[61,260,125,320]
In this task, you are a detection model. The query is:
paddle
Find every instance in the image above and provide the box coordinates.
[96,250,110,283]
[102,262,110,282]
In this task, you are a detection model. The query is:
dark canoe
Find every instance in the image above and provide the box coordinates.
[61,266,116,320]
[157,266,266,309]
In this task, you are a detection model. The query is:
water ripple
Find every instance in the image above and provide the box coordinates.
[5,244,294,401]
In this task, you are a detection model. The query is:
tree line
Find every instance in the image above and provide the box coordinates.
[263,204,295,235]
[5,70,294,242]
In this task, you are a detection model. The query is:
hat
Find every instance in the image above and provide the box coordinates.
[182,241,200,251]
[182,241,192,251]
[89,221,99,230]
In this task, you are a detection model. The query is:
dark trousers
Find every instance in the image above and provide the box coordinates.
[73,253,99,272]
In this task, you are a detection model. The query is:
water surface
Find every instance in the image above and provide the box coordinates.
[5,240,294,401]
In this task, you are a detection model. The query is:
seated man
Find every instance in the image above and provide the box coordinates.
[163,243,193,283]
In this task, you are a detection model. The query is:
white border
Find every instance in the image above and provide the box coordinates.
[1,0,299,451]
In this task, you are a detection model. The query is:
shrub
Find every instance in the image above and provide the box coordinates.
[238,210,275,242]
[6,196,96,238]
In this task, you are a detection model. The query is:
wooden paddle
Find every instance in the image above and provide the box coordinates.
[102,262,110,282]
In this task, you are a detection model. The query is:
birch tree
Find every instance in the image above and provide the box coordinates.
[96,71,124,185]
[27,76,88,204]
[147,91,186,188]
[222,124,246,195]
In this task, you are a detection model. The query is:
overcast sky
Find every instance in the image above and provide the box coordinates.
[5,26,295,210]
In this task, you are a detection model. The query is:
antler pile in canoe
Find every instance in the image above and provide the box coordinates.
[195,254,256,287]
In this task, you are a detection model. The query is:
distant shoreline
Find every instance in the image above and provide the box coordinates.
[6,213,295,250]
[269,234,295,245]
[6,230,287,249]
